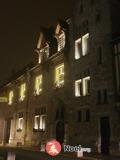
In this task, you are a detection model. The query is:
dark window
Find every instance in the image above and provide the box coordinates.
[98,46,102,64]
[77,110,82,122]
[103,89,108,104]
[95,11,101,23]
[97,90,101,104]
[85,110,90,122]
[90,0,95,6]
[79,1,83,14]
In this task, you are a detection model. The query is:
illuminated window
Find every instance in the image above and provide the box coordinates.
[75,76,90,97]
[34,114,46,131]
[55,64,64,87]
[83,76,90,96]
[18,117,23,130]
[19,83,26,101]
[34,75,42,95]
[75,33,89,59]
[8,91,14,105]
[58,31,65,51]
[75,79,82,97]
[34,115,39,130]
[39,45,49,64]
[40,115,46,131]
[82,33,89,56]
[75,38,82,59]
[38,53,42,64]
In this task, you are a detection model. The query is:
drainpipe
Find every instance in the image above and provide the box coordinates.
[24,69,30,146]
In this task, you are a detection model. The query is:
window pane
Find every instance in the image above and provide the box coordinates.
[75,38,82,59]
[34,115,39,129]
[55,64,64,87]
[82,33,89,56]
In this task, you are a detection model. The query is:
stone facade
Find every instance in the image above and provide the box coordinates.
[0,0,120,155]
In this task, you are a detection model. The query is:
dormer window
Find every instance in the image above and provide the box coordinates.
[38,44,49,64]
[8,90,14,105]
[55,63,64,87]
[34,75,42,95]
[57,31,65,52]
[19,83,26,101]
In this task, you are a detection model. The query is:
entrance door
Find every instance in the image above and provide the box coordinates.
[56,121,64,144]
[5,119,11,144]
[100,116,110,154]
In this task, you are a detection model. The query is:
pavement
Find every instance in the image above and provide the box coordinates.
[0,146,120,160]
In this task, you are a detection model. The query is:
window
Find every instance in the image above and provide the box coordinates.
[90,0,95,6]
[75,33,89,59]
[17,112,23,131]
[97,46,102,64]
[34,75,42,95]
[55,63,64,87]
[95,10,101,23]
[103,89,108,104]
[75,38,82,59]
[77,110,82,122]
[34,115,39,130]
[38,53,42,64]
[58,31,65,51]
[40,115,46,130]
[19,83,26,101]
[83,76,90,96]
[75,79,82,97]
[82,33,89,56]
[34,114,46,131]
[85,110,90,122]
[8,91,14,105]
[97,90,101,104]
[114,43,120,93]
[75,76,90,97]
[18,117,23,130]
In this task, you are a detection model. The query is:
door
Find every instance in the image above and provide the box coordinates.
[56,121,64,144]
[100,116,110,154]
[5,119,11,144]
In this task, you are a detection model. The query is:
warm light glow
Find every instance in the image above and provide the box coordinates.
[55,63,64,87]
[34,75,42,95]
[39,115,46,131]
[58,31,65,52]
[75,38,81,59]
[19,83,26,101]
[75,79,82,97]
[82,33,89,56]
[83,76,90,96]
[34,114,46,131]
[18,117,23,130]
[34,115,39,129]
[38,53,42,64]
[8,91,14,105]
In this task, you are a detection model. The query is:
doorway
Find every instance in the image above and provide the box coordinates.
[100,116,110,154]
[5,119,11,144]
[56,121,64,144]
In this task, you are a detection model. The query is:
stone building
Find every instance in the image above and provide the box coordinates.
[0,0,120,155]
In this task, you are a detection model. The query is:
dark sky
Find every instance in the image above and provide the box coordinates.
[0,0,74,84]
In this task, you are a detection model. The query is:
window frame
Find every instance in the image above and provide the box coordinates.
[55,63,64,88]
[19,83,26,101]
[34,74,43,96]
[8,90,14,105]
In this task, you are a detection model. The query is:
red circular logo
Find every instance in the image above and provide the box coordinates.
[45,140,61,156]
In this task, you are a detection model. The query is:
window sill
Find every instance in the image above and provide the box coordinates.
[17,129,22,132]
[75,94,90,98]
[33,128,45,133]
[54,84,64,90]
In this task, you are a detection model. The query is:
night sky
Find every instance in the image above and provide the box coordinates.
[0,0,74,84]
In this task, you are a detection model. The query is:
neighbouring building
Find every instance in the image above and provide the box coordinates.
[0,0,120,155]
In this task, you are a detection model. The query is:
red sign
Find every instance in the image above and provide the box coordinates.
[45,140,61,156]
